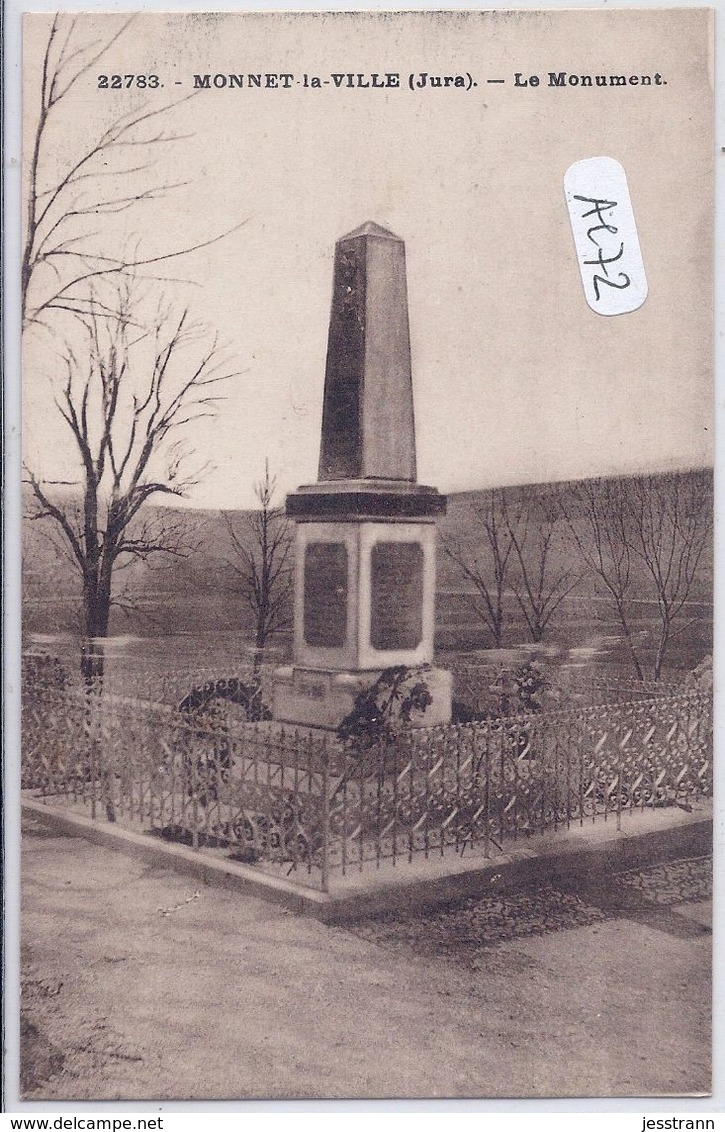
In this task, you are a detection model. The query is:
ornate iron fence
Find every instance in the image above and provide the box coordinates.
[21,687,712,892]
[326,692,712,874]
[22,688,332,883]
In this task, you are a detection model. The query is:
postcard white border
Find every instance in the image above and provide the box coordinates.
[3,0,723,1117]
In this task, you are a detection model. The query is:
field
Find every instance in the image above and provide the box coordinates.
[23,586,711,703]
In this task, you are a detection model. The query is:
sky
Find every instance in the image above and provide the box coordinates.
[22,9,714,510]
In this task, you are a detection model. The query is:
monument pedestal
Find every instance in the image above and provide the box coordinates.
[273,493,452,730]
[272,664,452,731]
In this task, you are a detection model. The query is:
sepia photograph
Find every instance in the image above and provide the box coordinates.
[17,8,714,1102]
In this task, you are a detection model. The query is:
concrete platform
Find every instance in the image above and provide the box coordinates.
[22,794,712,924]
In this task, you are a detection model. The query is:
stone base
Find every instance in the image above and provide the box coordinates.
[272,665,452,731]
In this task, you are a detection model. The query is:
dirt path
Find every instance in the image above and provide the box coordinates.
[20,818,711,1100]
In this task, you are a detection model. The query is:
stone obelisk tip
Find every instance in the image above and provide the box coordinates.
[340,220,402,241]
[318,221,417,483]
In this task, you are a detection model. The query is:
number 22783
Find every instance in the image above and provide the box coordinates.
[97,75,161,89]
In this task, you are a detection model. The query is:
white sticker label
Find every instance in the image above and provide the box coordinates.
[564,156,648,316]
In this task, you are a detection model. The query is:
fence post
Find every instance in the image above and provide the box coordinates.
[88,689,97,821]
[88,681,115,823]
[190,721,199,851]
[483,724,491,859]
[321,737,330,894]
[616,729,628,833]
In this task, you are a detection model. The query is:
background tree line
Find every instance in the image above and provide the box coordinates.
[25,467,712,686]
[441,469,712,681]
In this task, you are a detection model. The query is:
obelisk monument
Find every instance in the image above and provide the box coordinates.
[272,222,452,728]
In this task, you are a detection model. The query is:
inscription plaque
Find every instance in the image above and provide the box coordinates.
[304,542,348,647]
[370,541,423,650]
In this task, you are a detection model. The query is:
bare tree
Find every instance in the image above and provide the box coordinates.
[22,15,250,680]
[505,488,581,643]
[559,477,645,681]
[24,286,239,679]
[221,462,293,706]
[624,471,712,680]
[443,489,516,648]
[22,13,243,332]
[560,472,712,681]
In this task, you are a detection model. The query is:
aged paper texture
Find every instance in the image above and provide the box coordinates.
[20,10,713,1102]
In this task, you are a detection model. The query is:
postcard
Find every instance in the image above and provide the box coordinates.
[18,9,714,1103]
